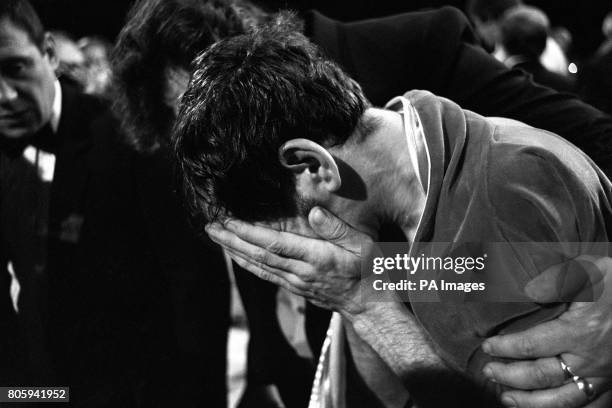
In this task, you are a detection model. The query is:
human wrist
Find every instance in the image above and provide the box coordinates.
[343,297,407,337]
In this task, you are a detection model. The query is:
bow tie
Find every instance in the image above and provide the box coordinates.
[1,124,56,157]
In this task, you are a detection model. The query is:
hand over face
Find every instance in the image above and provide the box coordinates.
[206,207,374,316]
[481,256,612,408]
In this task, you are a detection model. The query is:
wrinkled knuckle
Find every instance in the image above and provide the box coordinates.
[503,394,523,408]
[227,234,241,249]
[300,286,314,301]
[329,221,348,241]
[486,365,504,382]
[266,241,284,255]
[531,364,551,387]
[253,248,269,265]
[298,270,315,283]
[294,244,308,259]
[252,256,272,274]
[518,337,536,358]
[254,260,267,274]
[290,279,309,292]
[257,270,272,283]
[312,288,329,306]
[317,256,336,272]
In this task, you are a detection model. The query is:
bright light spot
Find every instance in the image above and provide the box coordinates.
[568,63,578,74]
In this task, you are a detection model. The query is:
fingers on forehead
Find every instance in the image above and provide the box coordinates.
[224,219,310,259]
[207,221,265,251]
[226,248,310,293]
[223,236,308,276]
[206,222,234,244]
[229,251,287,288]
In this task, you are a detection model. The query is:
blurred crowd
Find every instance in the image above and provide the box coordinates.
[43,0,612,115]
[51,32,112,98]
[467,0,612,112]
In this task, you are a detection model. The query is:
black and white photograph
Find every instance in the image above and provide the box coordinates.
[1,0,611,407]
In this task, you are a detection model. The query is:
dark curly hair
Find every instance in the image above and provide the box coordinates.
[173,17,370,224]
[112,0,267,153]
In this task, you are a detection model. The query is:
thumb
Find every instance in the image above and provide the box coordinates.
[525,255,606,303]
[308,206,371,250]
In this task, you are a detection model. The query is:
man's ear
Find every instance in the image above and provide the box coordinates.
[42,33,59,72]
[279,138,341,193]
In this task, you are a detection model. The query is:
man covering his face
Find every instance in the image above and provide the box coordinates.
[174,21,612,407]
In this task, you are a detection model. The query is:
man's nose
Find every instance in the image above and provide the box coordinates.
[0,77,18,103]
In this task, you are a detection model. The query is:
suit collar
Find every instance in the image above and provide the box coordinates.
[403,90,469,244]
[50,80,62,133]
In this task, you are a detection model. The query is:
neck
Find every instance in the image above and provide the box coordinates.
[332,108,427,242]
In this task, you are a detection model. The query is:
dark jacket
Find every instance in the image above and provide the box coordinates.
[512,59,576,94]
[306,7,612,172]
[58,113,230,408]
[0,82,106,386]
[579,48,612,115]
[236,7,612,408]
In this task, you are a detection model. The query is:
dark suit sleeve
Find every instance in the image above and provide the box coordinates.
[422,7,612,174]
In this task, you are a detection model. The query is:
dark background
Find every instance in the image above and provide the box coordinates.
[31,0,611,60]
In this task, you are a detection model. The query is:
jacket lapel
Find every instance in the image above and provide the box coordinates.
[48,83,93,243]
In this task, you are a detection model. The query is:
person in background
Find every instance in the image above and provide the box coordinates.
[499,5,575,92]
[65,0,251,405]
[466,0,571,77]
[595,12,612,58]
[111,1,315,407]
[0,0,107,386]
[49,30,86,89]
[551,26,573,56]
[578,11,612,115]
[77,36,112,97]
[465,0,519,51]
